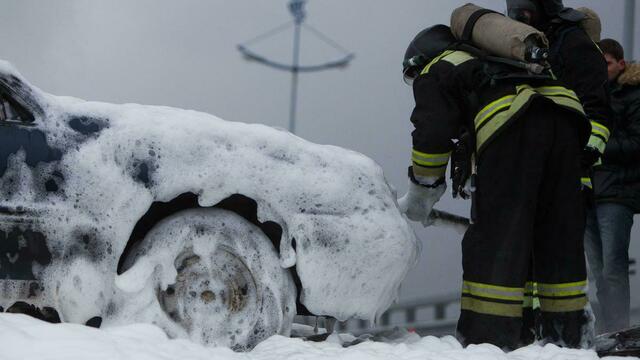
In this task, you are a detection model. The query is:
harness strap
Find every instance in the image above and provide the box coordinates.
[461,9,500,43]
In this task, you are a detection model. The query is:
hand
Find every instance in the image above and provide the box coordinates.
[451,130,474,199]
[581,146,601,170]
[398,179,446,227]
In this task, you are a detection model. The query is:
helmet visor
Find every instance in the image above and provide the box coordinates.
[403,66,419,86]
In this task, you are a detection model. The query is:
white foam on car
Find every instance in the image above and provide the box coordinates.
[0,60,418,343]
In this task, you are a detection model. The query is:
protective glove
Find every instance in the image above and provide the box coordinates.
[398,178,446,227]
[581,146,601,170]
[451,131,474,200]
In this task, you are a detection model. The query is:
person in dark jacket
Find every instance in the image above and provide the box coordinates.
[398,24,592,350]
[584,38,640,334]
[507,0,613,186]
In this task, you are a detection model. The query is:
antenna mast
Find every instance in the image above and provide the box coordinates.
[238,0,354,134]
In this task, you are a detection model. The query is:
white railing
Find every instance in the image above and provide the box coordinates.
[297,278,639,337]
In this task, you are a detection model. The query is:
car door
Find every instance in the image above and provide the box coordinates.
[0,72,57,281]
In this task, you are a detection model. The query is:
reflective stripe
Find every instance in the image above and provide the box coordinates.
[523,282,540,309]
[590,120,610,141]
[476,88,536,151]
[588,134,607,154]
[421,51,454,75]
[474,85,586,152]
[411,149,451,167]
[413,163,447,178]
[539,296,588,313]
[475,95,516,130]
[581,177,593,189]
[532,86,585,116]
[421,51,474,75]
[537,281,587,297]
[534,86,580,102]
[461,297,523,317]
[442,51,474,66]
[462,281,524,301]
[522,295,541,309]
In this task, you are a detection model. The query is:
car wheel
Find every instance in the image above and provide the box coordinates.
[123,208,296,351]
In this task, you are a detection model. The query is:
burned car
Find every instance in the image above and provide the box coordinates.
[0,60,418,350]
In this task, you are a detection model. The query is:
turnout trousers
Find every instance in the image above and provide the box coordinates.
[456,101,592,350]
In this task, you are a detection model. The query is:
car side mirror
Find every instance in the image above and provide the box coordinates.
[0,67,45,124]
[0,94,34,123]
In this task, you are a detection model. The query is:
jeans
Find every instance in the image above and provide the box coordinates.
[584,202,634,334]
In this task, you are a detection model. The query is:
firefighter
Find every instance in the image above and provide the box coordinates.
[398,24,593,349]
[506,0,613,187]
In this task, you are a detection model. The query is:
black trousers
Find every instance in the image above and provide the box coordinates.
[456,101,591,350]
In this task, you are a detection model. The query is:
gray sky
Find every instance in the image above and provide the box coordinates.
[0,0,637,308]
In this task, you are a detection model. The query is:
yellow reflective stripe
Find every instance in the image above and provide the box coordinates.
[590,120,610,141]
[421,50,454,75]
[539,289,586,297]
[534,86,580,102]
[462,281,523,301]
[581,177,593,189]
[442,51,474,66]
[476,88,536,151]
[463,280,523,292]
[461,297,523,317]
[411,150,451,167]
[588,134,607,154]
[473,84,586,152]
[537,281,587,297]
[474,95,516,130]
[462,281,524,301]
[523,296,541,309]
[539,296,588,313]
[537,280,587,289]
[421,51,474,75]
[413,163,447,178]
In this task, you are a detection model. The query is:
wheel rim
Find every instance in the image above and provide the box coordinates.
[159,245,260,348]
[123,208,296,351]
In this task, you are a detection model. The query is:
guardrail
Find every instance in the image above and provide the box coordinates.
[297,280,640,337]
[295,293,461,337]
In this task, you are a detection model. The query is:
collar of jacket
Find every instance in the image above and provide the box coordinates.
[617,63,640,87]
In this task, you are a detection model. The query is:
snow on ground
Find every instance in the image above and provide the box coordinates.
[0,314,622,360]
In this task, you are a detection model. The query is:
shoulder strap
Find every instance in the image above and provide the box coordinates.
[461,9,500,43]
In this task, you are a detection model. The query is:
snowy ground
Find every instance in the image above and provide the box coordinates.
[0,314,626,360]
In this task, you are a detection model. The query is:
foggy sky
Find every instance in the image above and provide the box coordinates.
[0,0,637,308]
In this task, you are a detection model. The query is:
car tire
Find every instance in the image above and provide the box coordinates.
[123,208,296,351]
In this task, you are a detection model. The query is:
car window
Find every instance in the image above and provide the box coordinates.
[0,93,34,123]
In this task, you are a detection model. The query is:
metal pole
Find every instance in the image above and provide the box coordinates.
[624,0,636,60]
[289,20,301,134]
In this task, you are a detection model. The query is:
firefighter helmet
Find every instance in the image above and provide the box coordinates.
[403,24,456,85]
[507,0,584,25]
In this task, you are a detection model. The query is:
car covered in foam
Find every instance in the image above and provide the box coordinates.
[0,60,418,350]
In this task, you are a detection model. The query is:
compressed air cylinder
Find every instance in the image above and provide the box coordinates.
[576,7,602,42]
[450,3,548,62]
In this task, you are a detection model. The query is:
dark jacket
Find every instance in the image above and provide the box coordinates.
[409,49,589,182]
[593,63,640,212]
[544,21,613,154]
